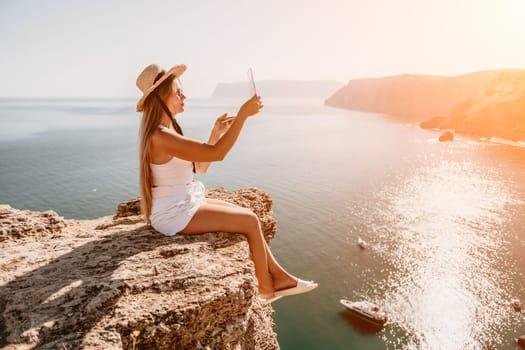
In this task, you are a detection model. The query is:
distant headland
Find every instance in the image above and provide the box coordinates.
[213,80,344,100]
[325,70,525,142]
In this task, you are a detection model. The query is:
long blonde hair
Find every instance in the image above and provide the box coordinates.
[139,75,175,224]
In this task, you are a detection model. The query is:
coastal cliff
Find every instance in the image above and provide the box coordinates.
[420,70,525,142]
[0,188,279,350]
[325,70,525,142]
[325,71,498,120]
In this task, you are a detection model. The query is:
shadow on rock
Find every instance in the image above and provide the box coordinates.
[1,225,249,349]
[0,226,177,347]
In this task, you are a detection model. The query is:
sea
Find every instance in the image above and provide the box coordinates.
[1,97,524,350]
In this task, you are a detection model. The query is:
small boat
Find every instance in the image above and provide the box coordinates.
[516,335,525,349]
[340,299,388,327]
[512,299,522,312]
[357,237,367,249]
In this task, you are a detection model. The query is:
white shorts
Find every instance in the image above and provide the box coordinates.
[150,181,206,236]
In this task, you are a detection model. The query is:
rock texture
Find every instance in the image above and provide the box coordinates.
[0,205,66,242]
[0,188,279,350]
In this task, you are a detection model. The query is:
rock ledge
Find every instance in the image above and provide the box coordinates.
[0,188,279,350]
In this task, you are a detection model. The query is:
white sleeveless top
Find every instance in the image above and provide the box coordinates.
[151,155,194,198]
[149,125,206,236]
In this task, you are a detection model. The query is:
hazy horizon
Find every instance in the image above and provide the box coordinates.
[2,67,525,100]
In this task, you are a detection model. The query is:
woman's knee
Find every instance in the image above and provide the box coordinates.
[240,209,261,233]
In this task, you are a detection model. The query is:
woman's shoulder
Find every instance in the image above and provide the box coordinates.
[150,130,173,164]
[152,125,176,141]
[150,126,174,153]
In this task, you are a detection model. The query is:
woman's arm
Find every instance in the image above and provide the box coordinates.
[194,132,219,173]
[152,95,261,163]
[195,114,235,173]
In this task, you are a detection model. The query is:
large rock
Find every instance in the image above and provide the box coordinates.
[0,188,279,349]
[438,130,454,142]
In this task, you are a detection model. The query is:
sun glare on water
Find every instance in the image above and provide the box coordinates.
[346,155,523,349]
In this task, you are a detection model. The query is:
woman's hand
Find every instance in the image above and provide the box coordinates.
[212,113,236,137]
[237,94,263,119]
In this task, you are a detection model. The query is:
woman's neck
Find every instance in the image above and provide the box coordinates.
[160,113,173,128]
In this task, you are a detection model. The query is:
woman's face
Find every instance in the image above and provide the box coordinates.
[166,79,186,114]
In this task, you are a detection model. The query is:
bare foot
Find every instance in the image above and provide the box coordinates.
[258,281,275,296]
[273,274,298,292]
[258,289,276,300]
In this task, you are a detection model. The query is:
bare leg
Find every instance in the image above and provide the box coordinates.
[179,202,274,295]
[204,198,298,291]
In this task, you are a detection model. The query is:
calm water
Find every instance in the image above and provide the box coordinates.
[1,97,524,349]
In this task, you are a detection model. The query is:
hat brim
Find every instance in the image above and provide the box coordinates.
[136,64,186,112]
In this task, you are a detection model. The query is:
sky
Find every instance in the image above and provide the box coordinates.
[1,0,524,98]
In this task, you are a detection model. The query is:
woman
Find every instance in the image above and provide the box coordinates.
[136,63,317,304]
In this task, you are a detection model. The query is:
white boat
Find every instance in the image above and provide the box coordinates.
[512,299,522,312]
[357,237,367,249]
[516,336,525,349]
[340,299,388,327]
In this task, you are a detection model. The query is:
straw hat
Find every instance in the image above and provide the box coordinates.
[136,64,186,112]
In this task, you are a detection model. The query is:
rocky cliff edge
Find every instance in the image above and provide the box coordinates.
[0,188,279,350]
